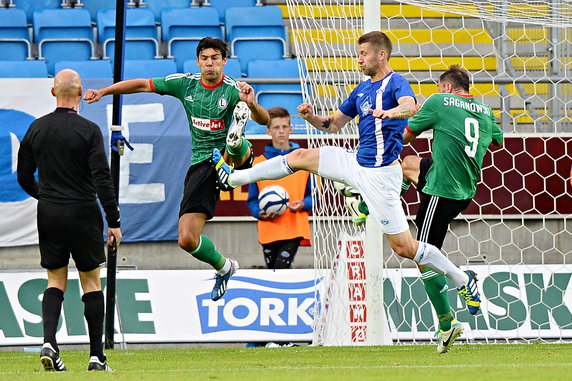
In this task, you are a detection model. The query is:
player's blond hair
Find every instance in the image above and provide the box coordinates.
[358,31,393,60]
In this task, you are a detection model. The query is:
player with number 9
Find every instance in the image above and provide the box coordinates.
[402,65,504,353]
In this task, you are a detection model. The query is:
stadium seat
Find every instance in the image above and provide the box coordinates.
[0,60,48,78]
[54,60,113,78]
[208,0,256,24]
[123,59,177,79]
[161,7,223,72]
[33,8,96,75]
[81,0,116,22]
[97,8,161,61]
[225,6,288,74]
[247,59,304,125]
[0,8,32,60]
[146,0,190,22]
[183,58,242,78]
[15,0,61,23]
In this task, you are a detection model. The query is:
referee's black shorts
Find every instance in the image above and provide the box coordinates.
[37,199,106,272]
[415,158,471,249]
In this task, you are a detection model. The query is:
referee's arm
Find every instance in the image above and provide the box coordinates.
[17,134,40,199]
[89,127,120,228]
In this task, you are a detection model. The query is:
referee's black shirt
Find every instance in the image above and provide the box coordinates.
[17,107,120,228]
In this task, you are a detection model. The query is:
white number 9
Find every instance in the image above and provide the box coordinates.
[464,117,479,158]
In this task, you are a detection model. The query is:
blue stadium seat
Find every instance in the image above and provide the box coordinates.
[33,9,96,75]
[83,0,190,22]
[183,58,242,78]
[225,6,288,74]
[0,8,32,60]
[208,0,256,24]
[161,7,223,72]
[0,60,48,78]
[54,60,113,78]
[81,0,116,22]
[123,59,177,79]
[97,8,161,61]
[14,0,61,23]
[146,0,190,22]
[247,59,304,123]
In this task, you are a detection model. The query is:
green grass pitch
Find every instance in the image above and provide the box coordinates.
[1,344,572,380]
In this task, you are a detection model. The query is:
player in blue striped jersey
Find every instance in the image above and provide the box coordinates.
[337,65,414,168]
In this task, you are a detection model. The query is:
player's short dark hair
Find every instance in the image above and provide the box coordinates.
[267,107,290,127]
[440,65,470,92]
[358,31,393,59]
[196,37,228,59]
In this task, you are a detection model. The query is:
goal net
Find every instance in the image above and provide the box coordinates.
[283,0,572,345]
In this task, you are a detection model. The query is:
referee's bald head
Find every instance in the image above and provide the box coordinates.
[53,69,82,97]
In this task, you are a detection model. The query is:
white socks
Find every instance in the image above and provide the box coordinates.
[413,242,468,288]
[229,155,294,187]
[217,258,232,275]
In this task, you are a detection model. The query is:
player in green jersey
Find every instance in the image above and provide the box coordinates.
[402,65,504,353]
[84,37,269,301]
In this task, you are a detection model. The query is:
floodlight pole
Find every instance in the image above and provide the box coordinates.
[105,0,127,350]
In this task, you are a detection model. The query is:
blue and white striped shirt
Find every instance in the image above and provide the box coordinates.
[338,71,415,167]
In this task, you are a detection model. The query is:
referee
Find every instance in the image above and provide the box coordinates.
[17,69,121,372]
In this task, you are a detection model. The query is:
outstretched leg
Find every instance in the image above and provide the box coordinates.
[214,147,320,189]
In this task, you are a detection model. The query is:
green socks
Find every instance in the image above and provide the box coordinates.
[189,235,226,270]
[358,200,369,215]
[421,269,454,331]
[226,137,252,160]
[401,179,412,195]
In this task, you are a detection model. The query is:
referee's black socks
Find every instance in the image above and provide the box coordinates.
[42,287,64,353]
[82,290,105,363]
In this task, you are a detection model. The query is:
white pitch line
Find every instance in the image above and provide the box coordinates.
[1,362,572,375]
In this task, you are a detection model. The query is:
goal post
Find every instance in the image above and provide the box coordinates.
[285,0,572,345]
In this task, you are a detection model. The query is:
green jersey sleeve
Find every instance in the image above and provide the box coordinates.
[151,74,187,97]
[490,112,504,145]
[408,94,440,134]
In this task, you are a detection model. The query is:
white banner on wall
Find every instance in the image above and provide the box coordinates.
[0,266,570,346]
[0,269,321,345]
[0,79,54,246]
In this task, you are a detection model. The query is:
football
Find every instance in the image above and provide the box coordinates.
[258,185,289,216]
[333,180,360,197]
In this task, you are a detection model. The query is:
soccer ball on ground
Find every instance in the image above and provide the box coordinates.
[258,185,289,216]
[333,180,360,198]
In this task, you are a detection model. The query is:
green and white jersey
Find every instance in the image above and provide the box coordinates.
[152,73,241,165]
[407,93,504,200]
